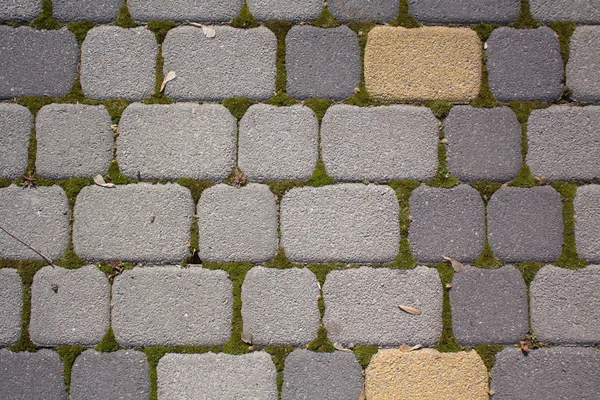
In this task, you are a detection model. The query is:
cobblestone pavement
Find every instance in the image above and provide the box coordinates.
[0,1,599,399]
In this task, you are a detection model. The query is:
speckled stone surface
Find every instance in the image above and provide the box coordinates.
[0,103,31,179]
[0,0,41,22]
[328,0,399,22]
[0,268,22,347]
[530,0,600,23]
[567,26,600,103]
[53,0,122,23]
[128,0,243,22]
[409,0,521,24]
[575,185,600,262]
[247,0,323,22]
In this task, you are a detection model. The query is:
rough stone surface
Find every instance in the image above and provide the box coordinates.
[241,267,320,346]
[487,27,563,102]
[112,266,232,347]
[323,266,443,347]
[81,26,157,101]
[491,347,600,400]
[527,106,600,181]
[408,184,486,263]
[247,0,323,21]
[281,184,399,263]
[157,352,278,400]
[567,26,600,103]
[328,0,399,22]
[445,106,522,182]
[408,0,521,24]
[163,26,276,101]
[365,26,481,102]
[0,269,22,347]
[36,104,113,179]
[0,185,70,260]
[321,105,438,181]
[0,0,40,21]
[118,103,236,181]
[487,186,564,262]
[73,184,194,263]
[530,0,600,23]
[53,0,122,23]
[450,265,528,345]
[575,185,600,262]
[128,0,243,22]
[0,103,31,179]
[282,349,364,400]
[70,350,150,400]
[238,104,318,182]
[197,184,278,262]
[0,26,78,99]
[286,25,360,100]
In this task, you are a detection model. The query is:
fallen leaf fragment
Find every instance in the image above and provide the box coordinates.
[241,332,252,344]
[398,305,422,315]
[333,343,352,352]
[443,256,466,272]
[160,71,177,92]
[93,175,116,188]
[399,343,422,352]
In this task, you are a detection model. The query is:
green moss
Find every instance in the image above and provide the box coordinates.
[433,263,463,352]
[471,23,500,42]
[303,98,333,123]
[0,178,11,188]
[307,263,344,288]
[547,21,576,66]
[469,181,503,202]
[267,180,305,199]
[426,100,454,120]
[147,20,177,43]
[95,326,121,352]
[66,21,96,44]
[264,247,301,269]
[516,262,544,287]
[231,1,260,29]
[353,345,378,369]
[55,245,87,269]
[426,141,460,188]
[306,159,336,187]
[57,345,86,392]
[389,180,420,237]
[469,26,501,108]
[393,0,420,28]
[390,238,417,269]
[472,241,504,269]
[145,46,175,103]
[115,2,138,28]
[265,345,295,396]
[473,344,504,372]
[105,160,137,185]
[510,164,539,187]
[222,97,256,120]
[56,177,93,207]
[102,99,132,124]
[311,7,341,28]
[510,0,541,29]
[177,178,214,205]
[307,325,335,352]
[508,101,550,161]
[264,20,294,95]
[345,22,377,107]
[268,92,298,107]
[30,0,61,30]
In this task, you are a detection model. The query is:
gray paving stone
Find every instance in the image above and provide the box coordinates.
[0,185,70,260]
[323,266,443,346]
[112,266,232,347]
[282,349,364,400]
[70,350,149,400]
[281,184,399,263]
[0,26,78,99]
[488,186,563,262]
[408,0,521,24]
[36,104,113,179]
[530,0,600,23]
[328,0,399,22]
[73,183,194,263]
[241,267,319,346]
[575,185,600,262]
[445,106,522,182]
[0,0,40,21]
[408,184,486,263]
[118,103,236,181]
[53,0,122,23]
[0,103,31,179]
[247,0,323,21]
[128,0,243,22]
[0,268,22,347]
[567,26,600,103]
[197,184,278,263]
[321,105,438,181]
[487,27,563,102]
[81,26,157,101]
[491,347,600,400]
[163,26,276,101]
[157,352,278,400]
[238,104,318,182]
[286,25,360,100]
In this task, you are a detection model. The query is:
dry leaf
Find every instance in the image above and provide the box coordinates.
[484,42,488,50]
[445,283,452,289]
[443,256,466,272]
[520,340,529,353]
[241,332,252,344]
[202,25,216,38]
[398,305,422,315]
[93,175,116,188]
[489,390,496,395]
[440,138,448,144]
[399,343,422,352]
[333,343,352,353]
[160,71,177,92]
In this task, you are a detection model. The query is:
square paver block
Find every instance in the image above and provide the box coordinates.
[197,184,278,263]
[286,26,360,100]
[487,27,563,102]
[328,0,399,22]
[118,103,236,181]
[30,265,110,346]
[128,0,243,22]
[241,267,320,346]
[408,0,521,24]
[321,105,438,181]
[81,26,157,100]
[238,104,318,182]
[53,0,122,22]
[247,0,323,21]
[0,268,22,347]
[0,103,31,179]
[36,104,113,179]
[575,185,600,262]
[487,186,563,263]
[323,266,443,347]
[567,26,600,103]
[530,0,600,23]
[281,184,399,263]
[0,0,40,21]
[112,266,232,347]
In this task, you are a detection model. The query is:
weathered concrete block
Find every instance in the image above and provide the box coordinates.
[247,0,323,21]
[575,185,600,262]
[0,0,41,22]
[530,0,600,23]
[567,26,600,103]
[0,104,31,179]
[0,268,22,347]
[408,0,521,24]
[53,0,122,23]
[128,0,243,22]
[328,0,399,22]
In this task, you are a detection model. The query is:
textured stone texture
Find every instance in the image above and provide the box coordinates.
[238,104,318,182]
[487,27,563,102]
[0,26,78,99]
[328,0,399,22]
[128,0,243,22]
[281,184,399,263]
[73,184,194,263]
[157,352,278,400]
[241,267,320,346]
[53,0,122,23]
[0,0,40,21]
[323,266,443,347]
[408,0,521,24]
[118,103,236,180]
[575,185,600,262]
[365,26,481,102]
[408,184,486,263]
[487,186,564,263]
[321,105,438,181]
[36,104,113,179]
[567,26,600,103]
[0,103,31,179]
[445,106,522,182]
[112,266,232,347]
[163,26,276,101]
[0,268,22,347]
[81,26,157,100]
[286,26,360,100]
[530,0,600,23]
[247,0,323,21]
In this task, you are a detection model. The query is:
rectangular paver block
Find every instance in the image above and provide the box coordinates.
[0,268,22,347]
[575,185,600,262]
[247,0,323,21]
[53,0,122,22]
[567,26,600,103]
[0,0,41,22]
[128,0,243,22]
[530,0,600,23]
[328,0,399,22]
[0,103,31,179]
[408,0,521,24]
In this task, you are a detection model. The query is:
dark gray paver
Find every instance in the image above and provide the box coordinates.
[286,25,360,100]
[328,0,399,22]
[118,103,236,181]
[575,185,600,262]
[450,265,528,345]
[487,27,563,102]
[163,26,276,101]
[567,26,600,103]
[530,0,600,23]
[81,26,157,101]
[112,266,232,347]
[445,106,522,182]
[0,0,40,22]
[0,103,31,179]
[247,0,323,21]
[73,184,194,263]
[487,186,563,263]
[241,267,320,346]
[491,347,600,400]
[53,0,122,23]
[128,0,243,22]
[0,26,78,99]
[408,0,520,24]
[281,184,399,263]
[323,266,443,347]
[321,105,438,181]
[408,184,486,263]
[0,269,21,347]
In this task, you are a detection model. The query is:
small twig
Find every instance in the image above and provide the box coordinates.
[0,224,53,264]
